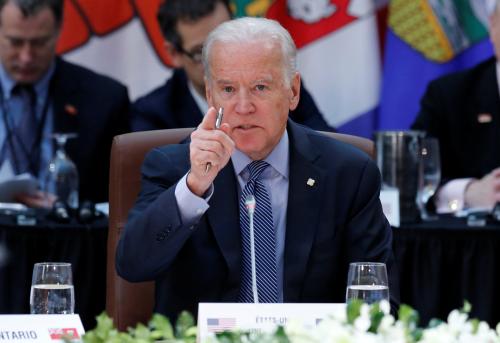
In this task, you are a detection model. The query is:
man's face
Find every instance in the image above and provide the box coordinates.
[0,2,59,84]
[172,2,231,95]
[206,40,300,160]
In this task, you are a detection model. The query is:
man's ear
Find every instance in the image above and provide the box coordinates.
[164,41,183,68]
[289,72,301,111]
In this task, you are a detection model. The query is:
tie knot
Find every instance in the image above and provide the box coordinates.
[12,84,36,105]
[246,160,269,181]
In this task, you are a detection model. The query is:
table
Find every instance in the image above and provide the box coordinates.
[1,209,499,330]
[393,215,500,327]
[0,209,107,330]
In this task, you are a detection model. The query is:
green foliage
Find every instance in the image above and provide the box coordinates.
[368,302,385,333]
[82,301,497,343]
[346,299,363,324]
[82,311,196,343]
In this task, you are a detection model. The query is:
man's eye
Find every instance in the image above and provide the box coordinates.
[9,39,23,47]
[255,85,266,91]
[223,86,234,93]
[32,38,50,47]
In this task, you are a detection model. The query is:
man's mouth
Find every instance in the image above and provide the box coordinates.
[236,124,257,130]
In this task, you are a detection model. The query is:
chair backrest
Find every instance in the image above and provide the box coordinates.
[106,128,193,331]
[106,128,374,331]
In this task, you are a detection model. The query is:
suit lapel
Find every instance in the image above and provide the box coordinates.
[471,59,500,167]
[283,122,327,301]
[51,59,79,134]
[474,59,500,119]
[50,59,82,161]
[207,162,242,288]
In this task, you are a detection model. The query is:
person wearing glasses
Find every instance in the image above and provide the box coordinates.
[130,0,335,132]
[0,0,130,207]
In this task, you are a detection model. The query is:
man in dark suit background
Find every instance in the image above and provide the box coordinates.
[0,0,130,207]
[130,0,334,132]
[411,3,500,213]
[117,17,398,321]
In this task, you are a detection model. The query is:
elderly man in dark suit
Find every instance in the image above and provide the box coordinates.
[0,0,130,207]
[117,17,398,321]
[130,0,334,133]
[411,2,500,213]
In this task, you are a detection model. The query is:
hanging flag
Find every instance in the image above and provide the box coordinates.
[378,0,495,131]
[57,0,172,100]
[57,0,385,137]
[262,0,385,137]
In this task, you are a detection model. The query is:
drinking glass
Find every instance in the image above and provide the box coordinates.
[346,262,389,304]
[416,137,441,221]
[30,262,74,314]
[44,133,79,209]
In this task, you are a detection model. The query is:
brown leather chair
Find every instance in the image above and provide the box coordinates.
[106,128,374,330]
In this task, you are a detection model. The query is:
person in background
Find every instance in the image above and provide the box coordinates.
[0,0,130,207]
[130,0,335,132]
[411,1,500,213]
[117,17,398,322]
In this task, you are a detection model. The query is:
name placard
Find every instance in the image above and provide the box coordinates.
[197,303,345,342]
[0,315,84,342]
[380,187,400,227]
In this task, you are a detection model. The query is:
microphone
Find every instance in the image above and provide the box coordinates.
[244,194,258,303]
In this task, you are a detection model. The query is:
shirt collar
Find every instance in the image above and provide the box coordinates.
[231,129,289,180]
[0,60,55,101]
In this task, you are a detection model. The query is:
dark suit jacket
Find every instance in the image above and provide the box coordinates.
[131,69,335,132]
[50,58,130,203]
[116,120,399,321]
[411,57,500,182]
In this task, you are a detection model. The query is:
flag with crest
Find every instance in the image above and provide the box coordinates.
[378,0,495,130]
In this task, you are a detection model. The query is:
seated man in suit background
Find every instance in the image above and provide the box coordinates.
[130,0,334,132]
[117,17,398,321]
[0,0,130,207]
[411,2,500,213]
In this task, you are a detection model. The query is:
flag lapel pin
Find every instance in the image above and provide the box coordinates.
[65,104,78,116]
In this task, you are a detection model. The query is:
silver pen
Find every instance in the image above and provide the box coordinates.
[205,107,224,174]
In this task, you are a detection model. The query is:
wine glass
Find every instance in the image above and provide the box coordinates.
[416,138,441,221]
[346,262,389,304]
[30,262,75,314]
[44,133,79,209]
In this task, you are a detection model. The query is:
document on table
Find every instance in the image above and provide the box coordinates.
[0,162,38,202]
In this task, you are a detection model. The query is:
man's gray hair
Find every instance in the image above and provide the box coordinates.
[202,17,297,84]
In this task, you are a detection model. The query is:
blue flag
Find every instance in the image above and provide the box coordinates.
[378,0,494,130]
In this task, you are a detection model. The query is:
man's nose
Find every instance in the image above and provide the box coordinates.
[18,44,35,63]
[234,89,255,114]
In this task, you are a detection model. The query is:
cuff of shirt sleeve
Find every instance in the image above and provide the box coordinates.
[435,178,474,214]
[174,172,213,225]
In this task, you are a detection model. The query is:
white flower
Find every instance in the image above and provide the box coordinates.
[353,303,371,332]
[420,324,456,343]
[378,314,395,331]
[237,303,500,343]
[379,300,391,315]
[447,310,469,334]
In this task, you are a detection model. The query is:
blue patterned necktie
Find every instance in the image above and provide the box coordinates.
[3,84,38,174]
[239,160,279,303]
